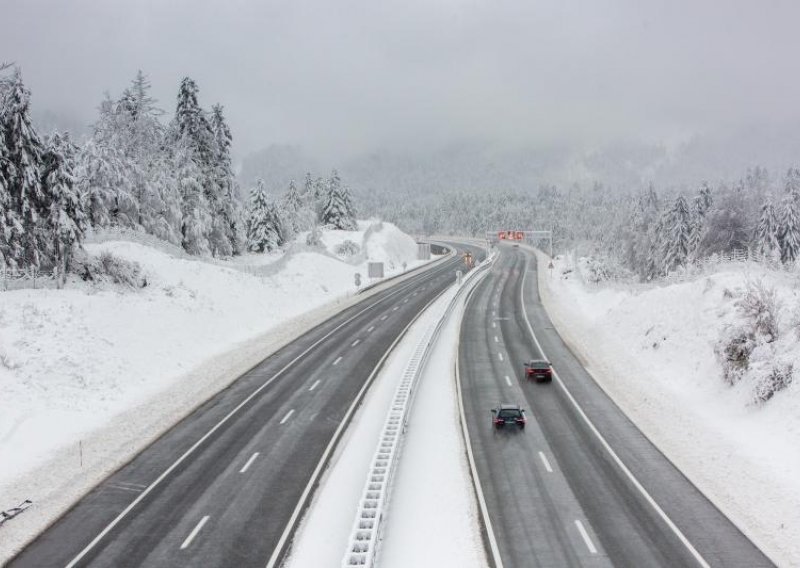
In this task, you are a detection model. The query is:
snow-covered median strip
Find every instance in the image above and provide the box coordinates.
[534,248,800,567]
[285,257,491,568]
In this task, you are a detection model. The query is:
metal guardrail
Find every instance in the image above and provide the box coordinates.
[341,252,495,567]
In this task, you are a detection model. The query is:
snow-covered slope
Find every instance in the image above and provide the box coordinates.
[536,250,800,567]
[0,220,427,561]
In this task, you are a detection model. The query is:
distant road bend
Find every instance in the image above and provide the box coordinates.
[459,243,774,568]
[9,241,485,568]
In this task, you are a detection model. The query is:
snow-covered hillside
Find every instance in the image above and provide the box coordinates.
[536,250,800,566]
[0,220,428,560]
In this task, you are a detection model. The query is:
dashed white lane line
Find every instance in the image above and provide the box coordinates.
[504,375,512,386]
[180,516,209,550]
[498,352,504,362]
[239,452,259,473]
[403,298,409,303]
[538,451,554,473]
[351,339,361,347]
[494,336,499,343]
[392,306,399,311]
[308,379,321,392]
[367,326,375,333]
[333,356,342,366]
[280,409,295,425]
[492,322,496,328]
[381,315,388,321]
[575,520,598,554]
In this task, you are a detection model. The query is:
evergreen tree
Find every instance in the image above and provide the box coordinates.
[175,143,210,255]
[246,179,282,252]
[42,132,85,284]
[754,201,780,261]
[208,103,239,256]
[662,195,692,273]
[779,191,800,264]
[1,69,46,269]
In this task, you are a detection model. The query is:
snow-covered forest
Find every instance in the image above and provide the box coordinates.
[0,66,358,282]
[366,166,800,281]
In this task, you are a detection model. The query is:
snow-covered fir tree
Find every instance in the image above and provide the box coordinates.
[662,195,692,273]
[754,201,780,261]
[779,191,800,264]
[42,132,85,283]
[1,69,47,269]
[246,179,283,253]
[209,103,240,256]
[321,170,357,230]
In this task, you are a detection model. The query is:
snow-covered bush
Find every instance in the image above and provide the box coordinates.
[306,226,324,248]
[735,279,781,342]
[753,363,794,404]
[76,251,147,288]
[715,325,755,386]
[335,240,360,257]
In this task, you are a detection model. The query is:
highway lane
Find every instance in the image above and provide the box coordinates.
[10,243,484,568]
[459,244,774,568]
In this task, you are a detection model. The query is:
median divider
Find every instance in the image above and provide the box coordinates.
[341,250,496,567]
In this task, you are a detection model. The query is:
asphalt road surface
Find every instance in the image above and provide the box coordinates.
[459,243,774,568]
[10,242,483,568]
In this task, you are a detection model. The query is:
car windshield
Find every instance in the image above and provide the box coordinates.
[498,409,521,419]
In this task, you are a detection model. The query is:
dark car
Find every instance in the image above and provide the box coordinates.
[491,404,527,429]
[524,359,553,383]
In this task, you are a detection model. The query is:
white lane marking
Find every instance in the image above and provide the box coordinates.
[494,336,499,343]
[240,452,260,474]
[108,484,142,494]
[498,352,504,362]
[115,481,146,488]
[520,259,711,568]
[505,375,512,386]
[333,356,342,366]
[404,298,409,303]
[538,451,554,473]
[280,409,295,425]
[180,516,210,550]
[492,322,496,328]
[492,310,496,316]
[381,315,388,320]
[308,379,321,392]
[351,339,361,347]
[66,256,456,568]
[575,520,598,554]
[393,306,399,311]
[367,326,375,333]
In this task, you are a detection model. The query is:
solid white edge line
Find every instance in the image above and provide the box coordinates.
[538,451,554,473]
[266,271,463,568]
[504,375,512,387]
[280,409,295,425]
[574,520,598,554]
[180,515,209,550]
[308,379,321,392]
[454,268,505,568]
[333,356,343,366]
[240,452,260,474]
[520,254,711,568]
[65,253,464,568]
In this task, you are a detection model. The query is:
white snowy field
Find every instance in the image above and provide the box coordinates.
[0,220,431,561]
[285,270,485,568]
[535,248,800,567]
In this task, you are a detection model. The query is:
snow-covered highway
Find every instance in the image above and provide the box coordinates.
[7,243,485,568]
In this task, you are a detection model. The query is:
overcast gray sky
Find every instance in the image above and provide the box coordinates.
[3,0,800,162]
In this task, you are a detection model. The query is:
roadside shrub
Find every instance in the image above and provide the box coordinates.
[306,227,323,248]
[335,240,360,257]
[735,279,780,342]
[753,364,794,404]
[715,325,755,386]
[76,251,147,288]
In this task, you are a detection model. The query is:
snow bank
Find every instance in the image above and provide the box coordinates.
[0,220,429,561]
[536,249,800,566]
